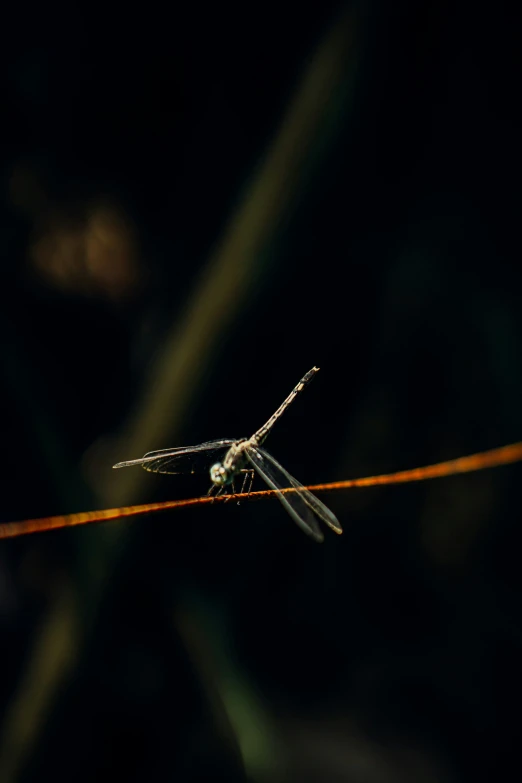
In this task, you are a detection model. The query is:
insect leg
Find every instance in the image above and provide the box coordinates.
[247,469,255,497]
[224,479,236,503]
[207,483,220,503]
[240,470,250,495]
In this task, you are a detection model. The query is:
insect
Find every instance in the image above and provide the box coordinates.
[113,367,342,542]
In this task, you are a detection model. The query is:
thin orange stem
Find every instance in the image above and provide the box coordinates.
[1,441,521,540]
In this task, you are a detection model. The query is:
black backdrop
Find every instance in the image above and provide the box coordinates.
[1,2,521,781]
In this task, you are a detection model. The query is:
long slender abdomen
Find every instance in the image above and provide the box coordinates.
[253,366,319,445]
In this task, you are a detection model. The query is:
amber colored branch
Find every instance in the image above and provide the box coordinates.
[1,441,520,541]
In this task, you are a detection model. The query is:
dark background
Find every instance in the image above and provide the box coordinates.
[1,2,521,781]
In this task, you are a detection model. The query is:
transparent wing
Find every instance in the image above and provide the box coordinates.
[245,446,341,542]
[246,446,342,539]
[113,439,236,475]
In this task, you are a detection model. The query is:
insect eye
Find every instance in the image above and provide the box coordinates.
[210,463,227,485]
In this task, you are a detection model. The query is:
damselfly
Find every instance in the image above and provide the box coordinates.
[113,367,341,542]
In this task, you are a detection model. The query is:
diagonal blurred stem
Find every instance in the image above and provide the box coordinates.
[105,8,355,509]
[0,9,356,781]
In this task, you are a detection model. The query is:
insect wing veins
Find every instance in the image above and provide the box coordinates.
[113,438,236,475]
